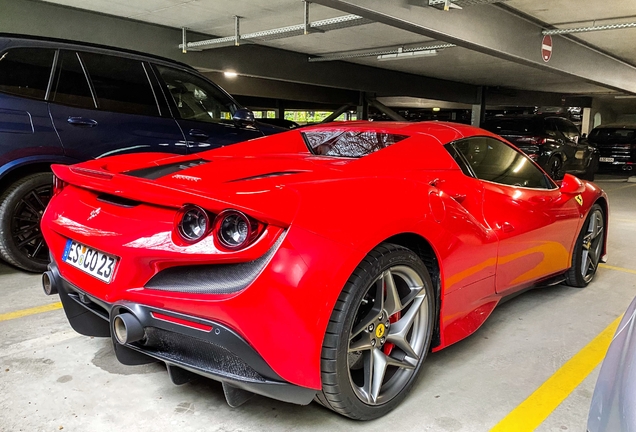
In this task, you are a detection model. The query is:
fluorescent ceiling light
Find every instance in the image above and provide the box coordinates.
[377,49,438,61]
[224,71,238,78]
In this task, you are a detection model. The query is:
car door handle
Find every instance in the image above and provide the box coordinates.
[67,117,98,127]
[451,193,466,203]
[501,222,514,233]
[188,129,209,140]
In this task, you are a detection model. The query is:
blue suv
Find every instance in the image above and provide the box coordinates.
[0,34,281,272]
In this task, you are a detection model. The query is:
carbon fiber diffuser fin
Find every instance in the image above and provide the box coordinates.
[144,233,285,294]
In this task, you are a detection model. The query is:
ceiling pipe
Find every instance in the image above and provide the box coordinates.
[543,22,636,35]
[308,43,456,62]
[234,16,241,46]
[303,1,310,35]
[179,14,371,51]
[426,0,509,10]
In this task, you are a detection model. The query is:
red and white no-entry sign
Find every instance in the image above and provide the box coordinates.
[542,35,553,62]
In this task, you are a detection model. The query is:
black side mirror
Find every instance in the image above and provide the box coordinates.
[232,108,255,128]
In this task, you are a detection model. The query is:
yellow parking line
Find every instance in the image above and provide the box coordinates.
[599,263,636,275]
[490,315,622,432]
[0,302,63,322]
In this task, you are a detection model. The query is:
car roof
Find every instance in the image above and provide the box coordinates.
[591,123,636,130]
[485,114,572,121]
[0,33,195,71]
[302,120,486,137]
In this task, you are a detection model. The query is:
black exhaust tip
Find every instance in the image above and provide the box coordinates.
[113,313,145,345]
[42,271,58,295]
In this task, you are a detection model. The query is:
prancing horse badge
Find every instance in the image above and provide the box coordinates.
[575,195,583,206]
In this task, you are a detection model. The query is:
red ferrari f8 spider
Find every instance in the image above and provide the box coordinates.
[41,122,608,419]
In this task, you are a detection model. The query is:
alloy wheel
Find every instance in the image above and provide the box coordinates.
[347,265,429,405]
[549,156,563,179]
[581,208,604,283]
[10,184,52,265]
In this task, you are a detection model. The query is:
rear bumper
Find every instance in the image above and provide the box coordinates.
[48,259,316,406]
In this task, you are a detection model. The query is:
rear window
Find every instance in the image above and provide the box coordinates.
[80,52,159,117]
[302,130,408,158]
[0,48,55,100]
[588,128,636,144]
[51,50,95,109]
[483,119,537,135]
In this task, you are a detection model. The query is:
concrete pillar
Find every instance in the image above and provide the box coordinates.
[275,100,286,119]
[581,107,593,135]
[357,92,369,121]
[471,87,486,127]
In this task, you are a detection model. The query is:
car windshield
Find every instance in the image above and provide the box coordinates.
[588,128,636,144]
[302,130,408,158]
[483,118,537,135]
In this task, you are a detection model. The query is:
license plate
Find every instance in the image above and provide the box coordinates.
[599,157,614,162]
[63,239,117,283]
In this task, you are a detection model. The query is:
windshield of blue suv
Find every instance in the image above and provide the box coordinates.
[156,65,237,123]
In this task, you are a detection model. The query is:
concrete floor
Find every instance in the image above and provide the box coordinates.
[1,175,635,432]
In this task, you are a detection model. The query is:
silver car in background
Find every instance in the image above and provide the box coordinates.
[588,296,636,432]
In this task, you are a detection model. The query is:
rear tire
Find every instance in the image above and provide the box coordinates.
[0,173,53,272]
[317,243,435,420]
[565,204,604,288]
[580,156,597,182]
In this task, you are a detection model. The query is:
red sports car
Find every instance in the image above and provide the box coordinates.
[40,122,608,420]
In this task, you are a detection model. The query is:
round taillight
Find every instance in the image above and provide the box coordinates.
[178,205,210,243]
[217,210,251,249]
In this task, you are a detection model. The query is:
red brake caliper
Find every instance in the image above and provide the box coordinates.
[383,312,400,355]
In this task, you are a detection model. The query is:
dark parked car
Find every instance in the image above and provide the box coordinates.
[0,34,281,272]
[483,115,598,181]
[587,124,636,173]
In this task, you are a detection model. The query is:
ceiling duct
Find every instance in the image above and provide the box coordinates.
[543,22,636,36]
[427,0,509,11]
[308,43,456,62]
[179,1,372,52]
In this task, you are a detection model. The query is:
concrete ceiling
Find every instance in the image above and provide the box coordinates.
[507,0,636,66]
[40,0,636,96]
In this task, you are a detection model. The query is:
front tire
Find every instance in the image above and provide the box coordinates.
[317,243,435,420]
[0,173,53,272]
[565,204,604,288]
[547,155,564,180]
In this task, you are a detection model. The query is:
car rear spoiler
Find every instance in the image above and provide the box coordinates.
[51,164,297,227]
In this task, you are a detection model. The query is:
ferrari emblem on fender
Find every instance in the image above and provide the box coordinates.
[375,323,386,338]
[575,195,583,206]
